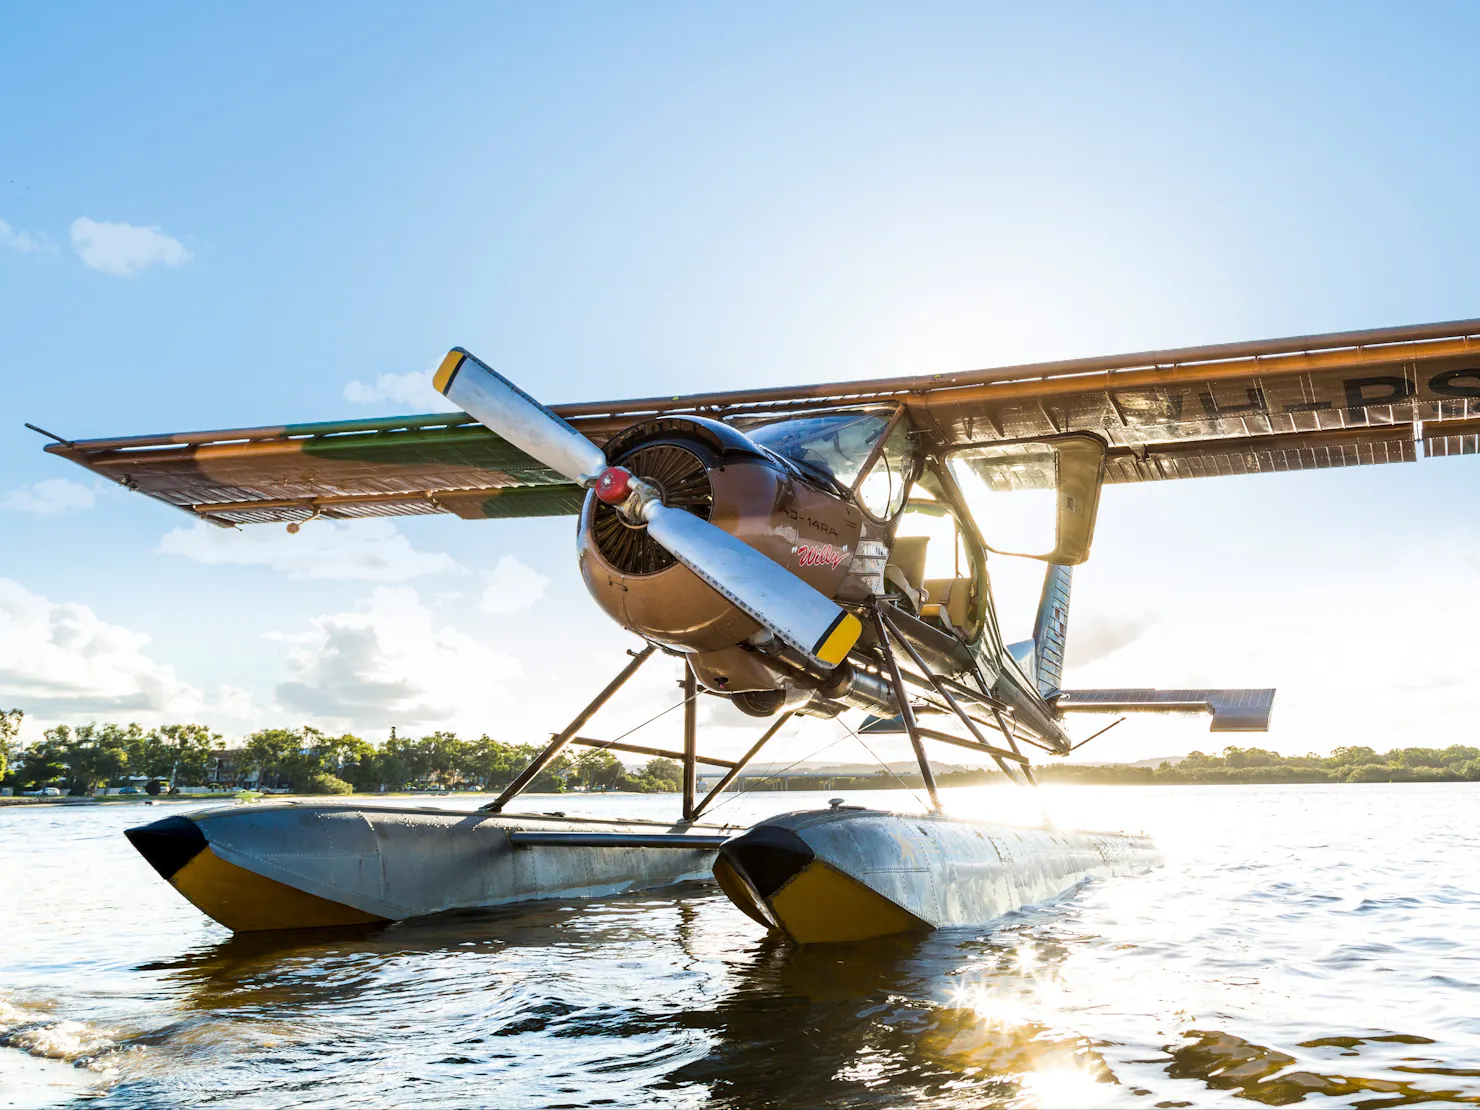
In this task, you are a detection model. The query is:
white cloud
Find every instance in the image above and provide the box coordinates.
[0,218,53,255]
[273,586,525,731]
[2,478,97,515]
[70,217,191,276]
[0,578,201,720]
[157,519,458,581]
[1062,538,1480,760]
[343,369,458,411]
[480,555,551,614]
[214,684,257,722]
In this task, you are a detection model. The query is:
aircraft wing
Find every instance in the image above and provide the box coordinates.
[40,413,622,526]
[545,316,1480,482]
[42,318,1480,525]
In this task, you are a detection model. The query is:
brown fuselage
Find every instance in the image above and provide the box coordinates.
[576,416,862,696]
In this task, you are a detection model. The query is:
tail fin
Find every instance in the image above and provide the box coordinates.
[1032,564,1072,697]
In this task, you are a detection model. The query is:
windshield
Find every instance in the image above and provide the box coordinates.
[856,416,916,520]
[743,410,892,488]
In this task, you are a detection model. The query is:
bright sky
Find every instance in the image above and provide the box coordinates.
[4,3,1478,768]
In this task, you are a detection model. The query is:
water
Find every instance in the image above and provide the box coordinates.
[2,783,1479,1108]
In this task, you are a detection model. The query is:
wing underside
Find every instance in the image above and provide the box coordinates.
[917,348,1480,484]
[43,414,599,526]
[42,318,1480,525]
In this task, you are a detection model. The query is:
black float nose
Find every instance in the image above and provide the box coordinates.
[124,815,208,881]
[717,824,815,900]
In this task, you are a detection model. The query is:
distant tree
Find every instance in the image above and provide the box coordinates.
[1346,763,1396,783]
[462,735,526,790]
[574,750,623,792]
[621,758,682,793]
[64,723,137,794]
[243,727,315,790]
[522,745,571,794]
[0,708,21,783]
[303,771,353,795]
[162,724,222,786]
[419,731,465,786]
[1388,746,1446,769]
[315,732,374,783]
[126,728,173,787]
[16,727,69,791]
[382,730,428,789]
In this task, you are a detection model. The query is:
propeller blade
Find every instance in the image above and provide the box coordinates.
[643,500,861,668]
[435,347,862,669]
[434,349,606,483]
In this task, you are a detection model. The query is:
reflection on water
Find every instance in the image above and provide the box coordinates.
[3,784,1480,1108]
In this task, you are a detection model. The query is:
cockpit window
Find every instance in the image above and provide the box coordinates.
[742,410,892,488]
[856,416,917,520]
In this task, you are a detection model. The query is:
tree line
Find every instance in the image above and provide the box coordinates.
[11,708,1475,798]
[1037,744,1480,785]
[742,745,1480,789]
[0,710,683,796]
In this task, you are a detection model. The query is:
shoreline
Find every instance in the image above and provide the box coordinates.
[5,779,1480,813]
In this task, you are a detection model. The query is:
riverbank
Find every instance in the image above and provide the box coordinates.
[0,794,240,808]
[12,740,1480,812]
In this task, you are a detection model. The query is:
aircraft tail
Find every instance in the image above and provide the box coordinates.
[1031,564,1072,697]
[1006,563,1072,698]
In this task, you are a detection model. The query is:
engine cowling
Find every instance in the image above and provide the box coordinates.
[577,416,864,669]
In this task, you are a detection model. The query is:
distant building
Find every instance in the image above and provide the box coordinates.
[208,748,263,789]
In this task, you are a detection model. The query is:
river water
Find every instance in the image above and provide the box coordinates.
[2,783,1478,1108]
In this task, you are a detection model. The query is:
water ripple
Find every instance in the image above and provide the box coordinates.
[3,784,1480,1107]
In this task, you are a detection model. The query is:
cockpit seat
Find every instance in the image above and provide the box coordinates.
[921,577,973,636]
[884,536,929,610]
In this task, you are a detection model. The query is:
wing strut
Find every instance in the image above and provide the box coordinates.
[483,646,656,812]
[873,604,1036,792]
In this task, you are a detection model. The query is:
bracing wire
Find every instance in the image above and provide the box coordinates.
[701,717,848,816]
[703,710,932,816]
[568,686,698,766]
[831,714,931,812]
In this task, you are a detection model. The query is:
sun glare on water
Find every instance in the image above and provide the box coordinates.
[940,943,1122,1109]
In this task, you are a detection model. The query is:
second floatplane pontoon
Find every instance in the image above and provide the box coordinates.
[57,318,1480,941]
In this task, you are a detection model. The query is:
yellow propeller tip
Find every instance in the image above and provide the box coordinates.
[432,350,464,395]
[815,613,862,666]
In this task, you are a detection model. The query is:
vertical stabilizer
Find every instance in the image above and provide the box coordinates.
[1032,564,1072,697]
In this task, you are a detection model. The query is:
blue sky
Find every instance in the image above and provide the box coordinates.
[3,3,1478,763]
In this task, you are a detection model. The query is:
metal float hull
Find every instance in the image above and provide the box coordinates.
[715,807,1161,943]
[126,802,732,933]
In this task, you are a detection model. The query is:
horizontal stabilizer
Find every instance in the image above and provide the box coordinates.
[1054,688,1275,731]
[859,703,942,734]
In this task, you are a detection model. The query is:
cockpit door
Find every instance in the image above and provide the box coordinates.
[945,433,1106,565]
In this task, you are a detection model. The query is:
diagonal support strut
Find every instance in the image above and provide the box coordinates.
[871,606,941,811]
[879,606,1030,788]
[483,645,657,812]
[690,711,796,820]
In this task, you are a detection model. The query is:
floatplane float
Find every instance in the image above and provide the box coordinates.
[39,318,1480,942]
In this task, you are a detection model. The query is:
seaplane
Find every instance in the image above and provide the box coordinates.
[36,318,1479,943]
